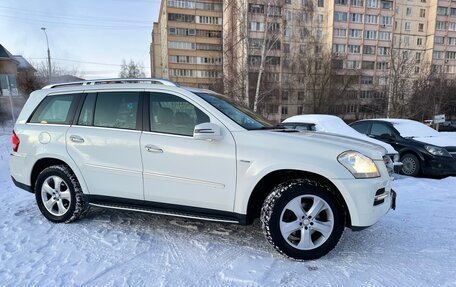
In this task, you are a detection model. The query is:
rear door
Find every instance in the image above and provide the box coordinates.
[66,90,144,200]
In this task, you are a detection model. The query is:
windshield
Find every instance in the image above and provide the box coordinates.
[393,121,440,137]
[195,92,274,130]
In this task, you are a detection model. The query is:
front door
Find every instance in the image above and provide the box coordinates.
[140,91,237,212]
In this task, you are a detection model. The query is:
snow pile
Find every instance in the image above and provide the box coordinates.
[0,134,455,286]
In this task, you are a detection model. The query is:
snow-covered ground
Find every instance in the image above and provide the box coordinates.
[1,133,455,287]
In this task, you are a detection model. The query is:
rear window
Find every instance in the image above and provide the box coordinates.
[29,94,79,125]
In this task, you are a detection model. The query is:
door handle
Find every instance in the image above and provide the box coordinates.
[145,145,163,153]
[70,135,85,143]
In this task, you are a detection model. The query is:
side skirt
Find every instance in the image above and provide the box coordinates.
[87,195,248,225]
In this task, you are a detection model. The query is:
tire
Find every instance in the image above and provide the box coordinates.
[400,153,420,177]
[261,179,344,260]
[35,165,89,223]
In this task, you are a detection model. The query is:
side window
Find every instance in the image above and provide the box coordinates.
[77,93,96,126]
[371,123,394,137]
[351,122,370,134]
[29,94,78,124]
[93,92,140,130]
[150,92,210,136]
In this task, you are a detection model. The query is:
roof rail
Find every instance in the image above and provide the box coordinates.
[42,78,178,89]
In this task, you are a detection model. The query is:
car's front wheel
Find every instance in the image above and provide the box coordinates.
[261,179,344,260]
[35,165,88,223]
[400,153,420,177]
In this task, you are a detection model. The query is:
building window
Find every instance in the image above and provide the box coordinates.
[366,0,378,8]
[363,45,376,55]
[381,16,392,26]
[318,0,324,7]
[283,43,290,53]
[248,4,264,13]
[168,13,195,23]
[335,0,347,5]
[437,7,447,16]
[405,22,411,31]
[365,14,378,24]
[362,61,375,69]
[433,51,443,59]
[350,13,363,22]
[376,62,389,70]
[249,22,265,31]
[285,10,292,21]
[334,12,348,22]
[420,9,425,17]
[416,52,421,62]
[449,22,456,31]
[417,38,423,46]
[364,30,377,39]
[406,7,412,16]
[284,27,292,37]
[418,23,424,32]
[446,51,456,59]
[346,60,361,69]
[451,8,456,16]
[436,21,445,30]
[334,28,347,37]
[435,36,444,44]
[351,0,363,6]
[281,106,288,115]
[360,76,373,84]
[168,41,196,50]
[348,45,361,54]
[379,32,391,40]
[378,46,389,55]
[381,1,392,10]
[349,29,362,38]
[333,44,346,53]
[448,37,456,45]
[297,106,303,114]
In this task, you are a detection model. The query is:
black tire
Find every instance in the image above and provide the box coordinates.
[400,153,420,177]
[35,165,89,223]
[261,179,344,260]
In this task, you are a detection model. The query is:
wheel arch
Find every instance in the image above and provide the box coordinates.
[244,169,352,227]
[30,156,89,195]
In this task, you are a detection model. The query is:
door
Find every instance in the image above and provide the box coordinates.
[141,92,237,212]
[66,91,144,200]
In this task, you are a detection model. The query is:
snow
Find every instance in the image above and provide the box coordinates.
[1,132,456,286]
[283,115,397,154]
[376,118,440,138]
[412,136,456,148]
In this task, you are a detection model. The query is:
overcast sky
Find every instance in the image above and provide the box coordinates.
[0,0,161,79]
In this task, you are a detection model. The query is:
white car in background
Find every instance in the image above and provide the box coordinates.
[282,115,400,173]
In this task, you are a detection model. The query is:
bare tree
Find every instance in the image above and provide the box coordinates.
[119,59,145,78]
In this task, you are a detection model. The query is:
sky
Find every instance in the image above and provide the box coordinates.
[0,0,161,79]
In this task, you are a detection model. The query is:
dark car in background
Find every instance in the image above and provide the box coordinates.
[350,119,456,177]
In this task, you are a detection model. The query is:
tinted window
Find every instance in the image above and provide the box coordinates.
[93,92,139,130]
[150,93,209,136]
[351,122,370,134]
[30,94,77,124]
[371,123,394,137]
[77,93,96,126]
[195,92,273,130]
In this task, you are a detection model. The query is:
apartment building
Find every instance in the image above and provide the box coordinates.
[151,0,456,120]
[151,0,224,91]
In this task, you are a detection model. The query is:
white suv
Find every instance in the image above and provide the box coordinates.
[10,78,396,260]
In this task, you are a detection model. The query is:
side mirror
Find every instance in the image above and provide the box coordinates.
[193,122,222,141]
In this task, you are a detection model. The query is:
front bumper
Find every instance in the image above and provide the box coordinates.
[422,155,456,176]
[331,174,395,229]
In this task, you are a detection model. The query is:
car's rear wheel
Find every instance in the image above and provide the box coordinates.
[400,154,420,177]
[35,165,89,223]
[261,179,344,260]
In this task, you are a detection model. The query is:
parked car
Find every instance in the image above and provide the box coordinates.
[439,121,456,132]
[10,78,396,260]
[282,115,400,174]
[350,118,456,177]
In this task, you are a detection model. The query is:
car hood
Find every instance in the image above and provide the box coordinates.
[411,136,456,148]
[255,130,387,160]
[318,131,397,154]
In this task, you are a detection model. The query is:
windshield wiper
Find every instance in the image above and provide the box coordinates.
[251,125,286,130]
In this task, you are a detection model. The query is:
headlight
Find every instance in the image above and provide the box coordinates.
[425,145,451,157]
[338,151,380,178]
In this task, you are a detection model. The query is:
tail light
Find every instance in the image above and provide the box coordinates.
[12,131,20,152]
